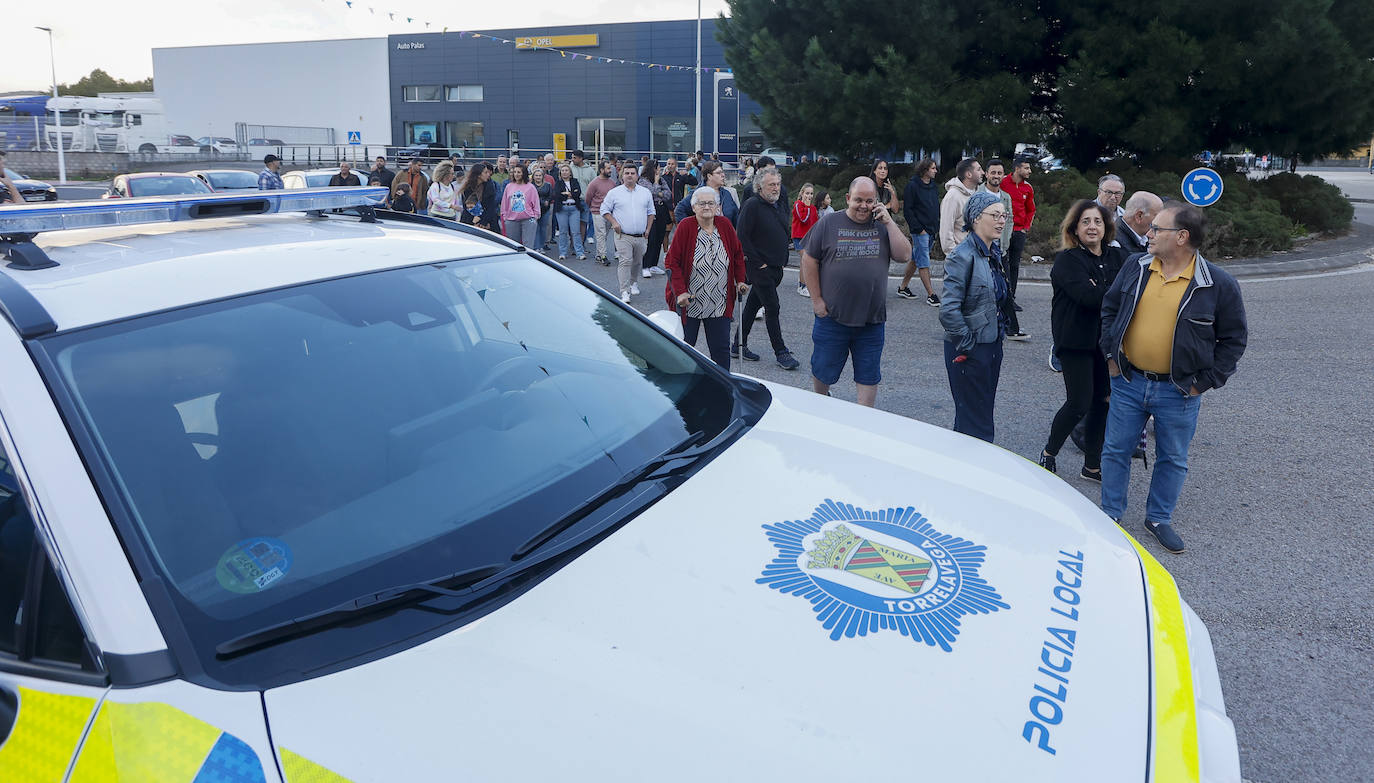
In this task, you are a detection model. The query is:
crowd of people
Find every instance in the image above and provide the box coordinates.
[255,149,1249,553]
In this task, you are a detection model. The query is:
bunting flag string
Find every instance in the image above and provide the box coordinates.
[328,0,732,74]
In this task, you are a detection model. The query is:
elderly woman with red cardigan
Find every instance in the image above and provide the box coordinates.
[664,185,749,371]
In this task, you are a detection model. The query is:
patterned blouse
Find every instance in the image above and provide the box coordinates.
[687,227,730,319]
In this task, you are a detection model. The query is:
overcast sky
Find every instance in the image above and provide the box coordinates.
[4,0,732,93]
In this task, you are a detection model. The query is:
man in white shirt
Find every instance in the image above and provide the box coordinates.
[600,163,657,303]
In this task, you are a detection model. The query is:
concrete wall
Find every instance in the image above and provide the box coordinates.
[6,151,129,179]
[152,39,392,145]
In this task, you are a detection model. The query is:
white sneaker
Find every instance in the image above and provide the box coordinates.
[630,282,640,295]
[755,307,765,321]
[641,268,653,278]
[649,266,667,276]
[797,284,810,297]
[620,291,632,303]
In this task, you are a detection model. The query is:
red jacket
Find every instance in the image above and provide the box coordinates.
[664,216,749,319]
[791,200,819,239]
[1002,176,1036,232]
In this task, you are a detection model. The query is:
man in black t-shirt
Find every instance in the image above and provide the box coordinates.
[329,163,361,187]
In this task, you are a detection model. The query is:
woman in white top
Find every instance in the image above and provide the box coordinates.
[427,161,459,220]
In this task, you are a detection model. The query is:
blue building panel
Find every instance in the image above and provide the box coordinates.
[387,19,764,160]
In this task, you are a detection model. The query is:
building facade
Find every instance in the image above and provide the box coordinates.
[387,19,766,160]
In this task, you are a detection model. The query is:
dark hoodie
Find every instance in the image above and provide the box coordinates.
[903,175,941,236]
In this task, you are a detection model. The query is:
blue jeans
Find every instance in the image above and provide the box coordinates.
[811,316,884,385]
[943,339,1003,443]
[555,205,585,257]
[1100,374,1202,524]
[910,232,932,269]
[537,208,554,250]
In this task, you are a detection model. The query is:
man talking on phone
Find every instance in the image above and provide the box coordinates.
[801,176,912,407]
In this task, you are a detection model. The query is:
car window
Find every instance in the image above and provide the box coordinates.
[305,173,333,187]
[0,440,94,669]
[130,177,213,197]
[41,254,740,685]
[206,171,258,190]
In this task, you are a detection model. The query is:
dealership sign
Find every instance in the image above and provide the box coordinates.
[515,34,600,49]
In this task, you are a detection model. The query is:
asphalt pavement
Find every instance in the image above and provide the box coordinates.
[45,166,1374,782]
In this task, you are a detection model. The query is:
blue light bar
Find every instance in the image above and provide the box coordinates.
[0,187,390,235]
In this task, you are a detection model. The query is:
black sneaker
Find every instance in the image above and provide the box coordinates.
[776,350,800,370]
[1145,520,1185,553]
[730,330,741,358]
[897,286,917,299]
[1079,466,1102,483]
[1007,331,1031,341]
[1038,452,1057,474]
[926,293,941,307]
[1014,303,1024,312]
[740,344,760,362]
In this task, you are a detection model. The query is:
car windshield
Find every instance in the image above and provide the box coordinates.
[42,254,745,686]
[129,176,214,196]
[205,171,259,189]
[3,168,27,181]
[305,173,333,186]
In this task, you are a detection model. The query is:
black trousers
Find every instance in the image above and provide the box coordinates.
[683,315,732,371]
[740,265,788,353]
[944,339,1003,443]
[1006,230,1027,333]
[1045,348,1109,469]
[644,206,672,269]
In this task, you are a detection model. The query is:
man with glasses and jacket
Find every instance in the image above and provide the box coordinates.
[1098,203,1247,554]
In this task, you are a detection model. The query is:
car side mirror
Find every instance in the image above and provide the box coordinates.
[647,309,685,342]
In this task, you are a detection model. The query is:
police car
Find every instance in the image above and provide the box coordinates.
[0,190,1241,782]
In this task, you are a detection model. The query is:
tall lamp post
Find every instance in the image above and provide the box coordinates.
[694,0,702,158]
[35,26,67,184]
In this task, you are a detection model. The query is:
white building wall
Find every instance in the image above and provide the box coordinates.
[152,39,391,145]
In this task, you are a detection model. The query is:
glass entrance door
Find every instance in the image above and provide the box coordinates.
[576,118,626,158]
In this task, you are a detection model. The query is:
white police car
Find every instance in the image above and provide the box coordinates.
[0,190,1240,782]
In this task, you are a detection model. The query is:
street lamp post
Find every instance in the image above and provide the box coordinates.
[35,26,66,184]
[695,0,702,158]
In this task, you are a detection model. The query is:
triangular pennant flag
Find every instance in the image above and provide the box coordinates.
[406,16,412,22]
[367,7,373,13]
[344,1,351,7]
[387,11,393,18]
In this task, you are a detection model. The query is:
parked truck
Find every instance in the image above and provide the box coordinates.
[44,95,195,154]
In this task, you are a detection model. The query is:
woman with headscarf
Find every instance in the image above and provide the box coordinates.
[938,190,1013,443]
[664,185,750,371]
[1038,200,1128,480]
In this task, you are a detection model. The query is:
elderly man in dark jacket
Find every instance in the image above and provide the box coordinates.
[1114,191,1161,255]
[735,168,799,370]
[1098,203,1247,554]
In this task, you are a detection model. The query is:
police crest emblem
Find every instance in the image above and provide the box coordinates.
[758,499,1009,650]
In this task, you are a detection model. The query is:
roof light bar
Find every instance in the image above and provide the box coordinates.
[0,187,390,236]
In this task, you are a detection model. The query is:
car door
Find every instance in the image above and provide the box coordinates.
[0,342,282,783]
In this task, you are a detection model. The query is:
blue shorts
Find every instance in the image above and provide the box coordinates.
[910,232,932,269]
[811,316,884,386]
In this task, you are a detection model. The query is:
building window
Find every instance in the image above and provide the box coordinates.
[576,118,626,155]
[405,122,439,145]
[650,117,693,157]
[445,122,484,151]
[403,85,442,103]
[446,85,483,102]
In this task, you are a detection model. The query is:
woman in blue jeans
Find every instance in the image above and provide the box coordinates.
[938,191,1012,443]
[553,163,586,260]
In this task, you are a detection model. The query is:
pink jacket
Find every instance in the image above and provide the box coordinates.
[500,183,541,222]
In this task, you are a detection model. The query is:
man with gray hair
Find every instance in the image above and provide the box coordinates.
[1095,174,1126,220]
[735,168,800,369]
[1116,191,1162,255]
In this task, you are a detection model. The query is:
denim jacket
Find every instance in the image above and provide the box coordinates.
[939,234,1005,352]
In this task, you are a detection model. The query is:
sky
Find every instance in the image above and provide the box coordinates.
[4,0,732,93]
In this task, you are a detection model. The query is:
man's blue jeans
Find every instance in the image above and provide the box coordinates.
[1100,373,1202,525]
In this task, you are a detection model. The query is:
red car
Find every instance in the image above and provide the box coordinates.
[103,173,214,199]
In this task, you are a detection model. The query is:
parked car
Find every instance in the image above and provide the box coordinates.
[170,135,199,147]
[0,188,1241,782]
[3,167,58,202]
[758,147,795,166]
[281,168,348,189]
[190,169,261,192]
[195,137,239,155]
[102,172,214,199]
[248,138,286,146]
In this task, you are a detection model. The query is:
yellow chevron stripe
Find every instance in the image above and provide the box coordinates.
[68,700,221,783]
[0,687,97,783]
[280,748,355,783]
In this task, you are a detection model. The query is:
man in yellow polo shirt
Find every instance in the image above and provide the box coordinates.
[1098,203,1248,553]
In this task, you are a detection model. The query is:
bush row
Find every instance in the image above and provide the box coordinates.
[773,161,1352,262]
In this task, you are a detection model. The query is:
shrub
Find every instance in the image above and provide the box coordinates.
[1256,173,1353,233]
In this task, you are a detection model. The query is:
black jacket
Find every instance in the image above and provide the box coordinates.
[902,176,941,236]
[553,177,583,209]
[460,180,499,230]
[372,166,396,189]
[1115,217,1148,255]
[1050,245,1127,351]
[329,173,361,187]
[1100,252,1248,394]
[736,193,791,271]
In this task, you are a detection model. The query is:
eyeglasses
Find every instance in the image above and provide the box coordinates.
[694,201,718,207]
[1147,224,1183,234]
[982,211,1009,221]
[1098,189,1125,197]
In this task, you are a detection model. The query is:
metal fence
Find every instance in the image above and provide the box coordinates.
[0,117,44,152]
[234,123,336,147]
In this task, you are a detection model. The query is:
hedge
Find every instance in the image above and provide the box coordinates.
[777,160,1352,262]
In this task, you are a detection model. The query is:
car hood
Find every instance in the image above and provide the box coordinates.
[13,177,54,192]
[263,383,1151,781]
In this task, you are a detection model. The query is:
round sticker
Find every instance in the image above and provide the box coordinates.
[216,537,293,594]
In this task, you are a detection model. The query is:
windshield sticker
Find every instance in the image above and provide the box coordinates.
[216,537,293,594]
[758,499,1008,650]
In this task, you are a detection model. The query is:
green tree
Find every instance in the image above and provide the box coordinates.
[55,69,153,97]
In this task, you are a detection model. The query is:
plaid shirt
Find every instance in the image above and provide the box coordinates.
[258,168,284,190]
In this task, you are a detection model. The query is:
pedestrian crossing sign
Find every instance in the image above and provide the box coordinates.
[347,131,361,145]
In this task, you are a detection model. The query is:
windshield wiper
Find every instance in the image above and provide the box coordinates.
[512,418,745,560]
[216,563,506,658]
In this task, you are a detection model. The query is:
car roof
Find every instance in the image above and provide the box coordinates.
[123,172,201,180]
[4,207,521,334]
